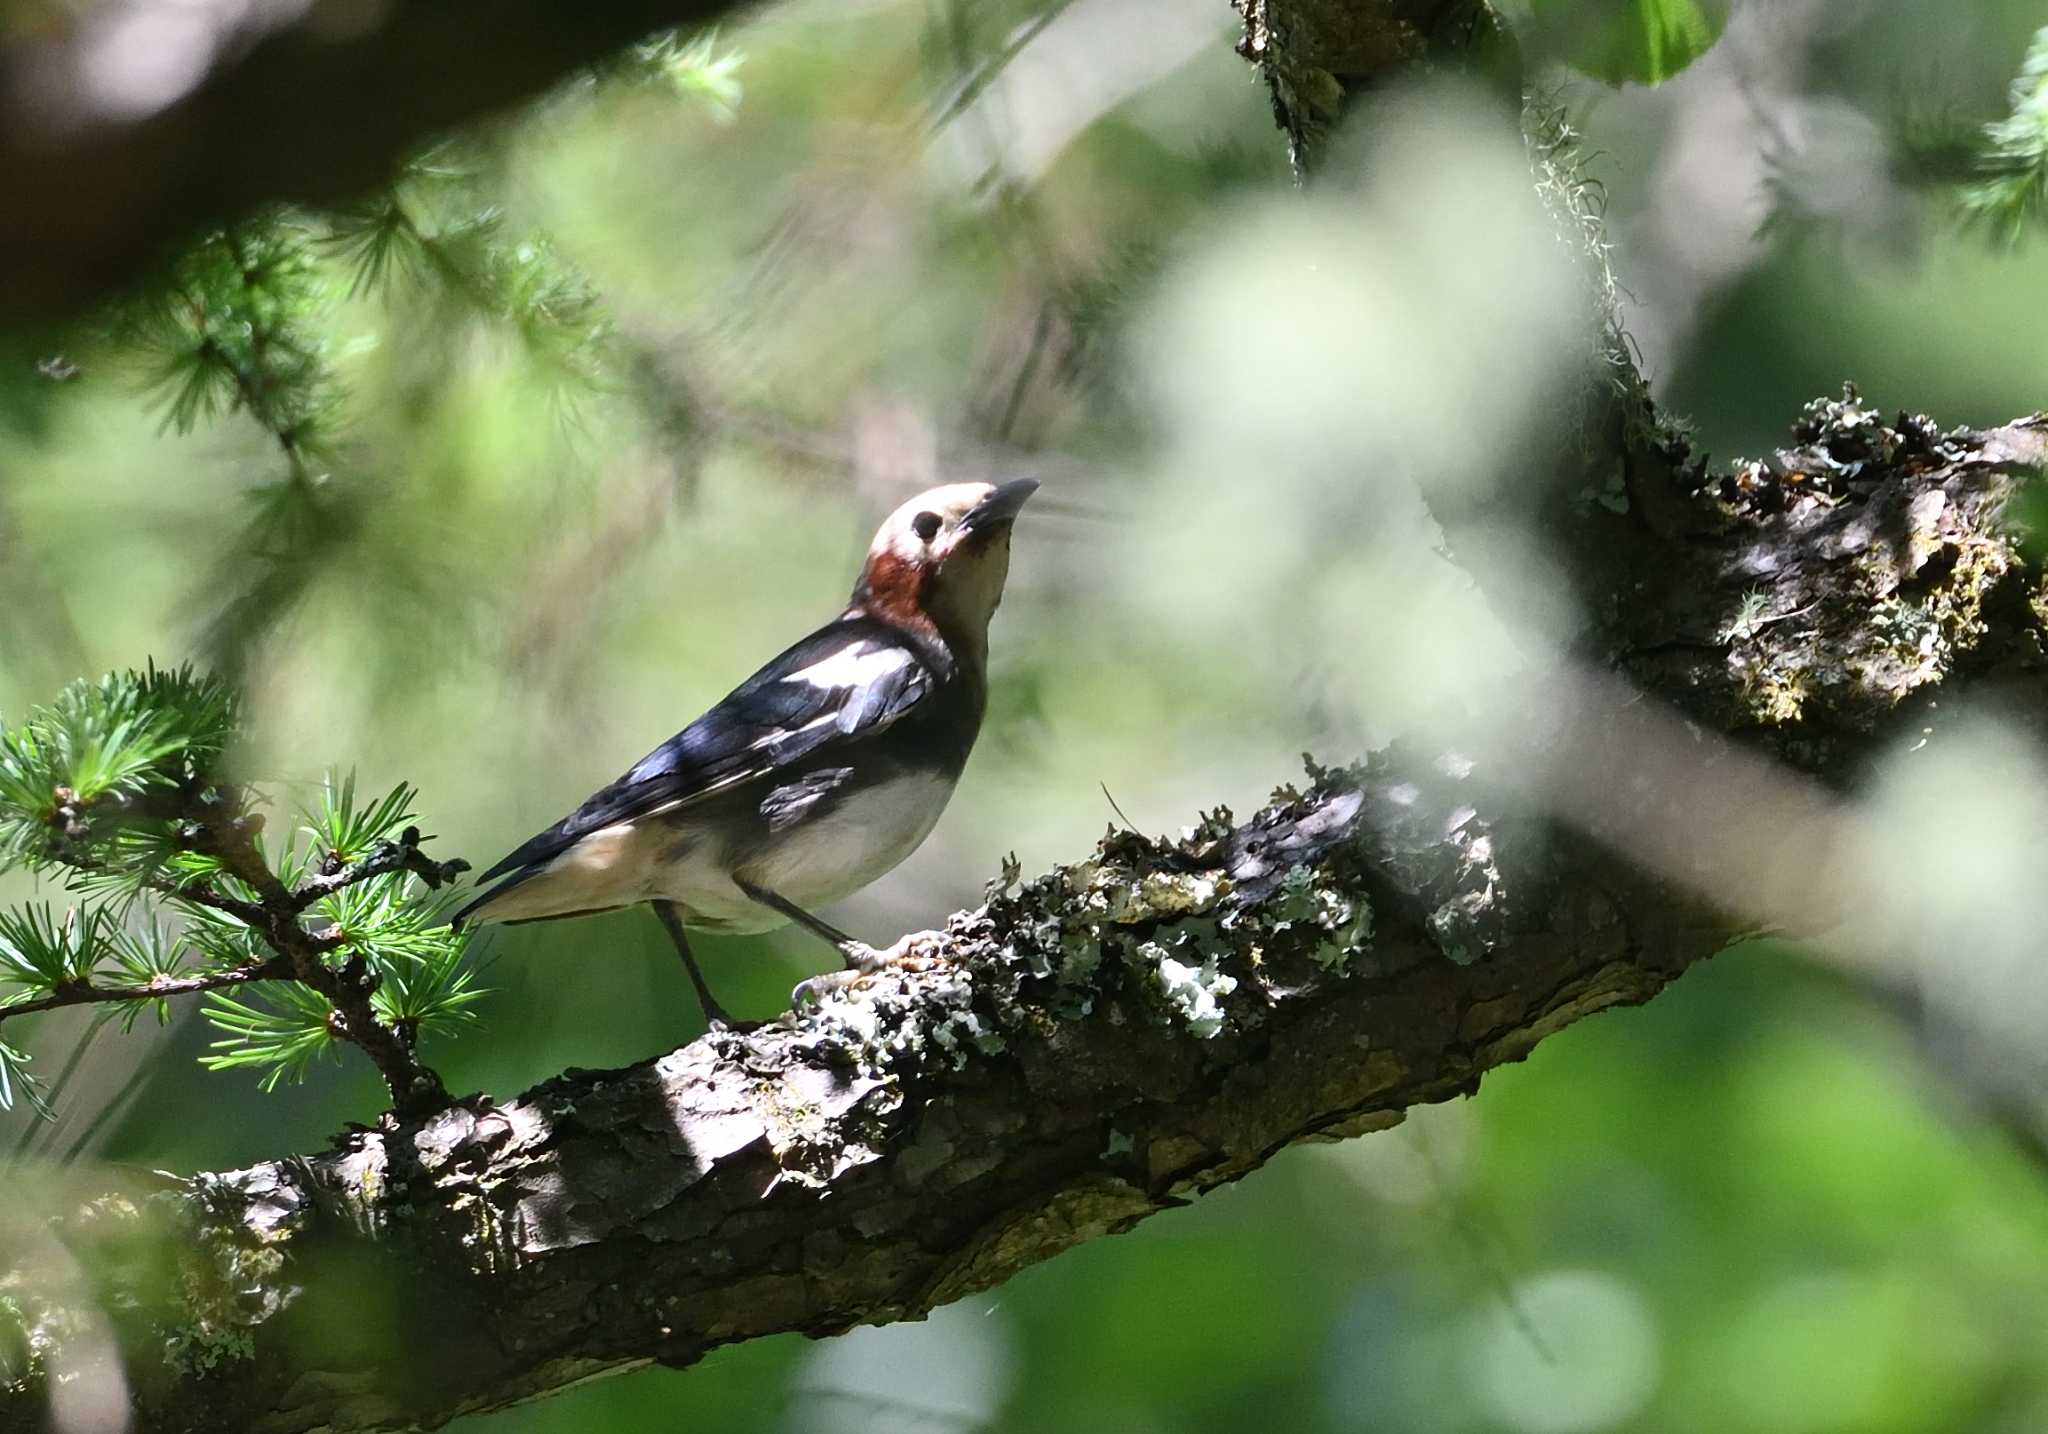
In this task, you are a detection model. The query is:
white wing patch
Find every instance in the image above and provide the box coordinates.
[748,710,841,752]
[780,642,912,692]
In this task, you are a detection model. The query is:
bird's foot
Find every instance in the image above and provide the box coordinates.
[790,930,947,1012]
[789,969,858,1011]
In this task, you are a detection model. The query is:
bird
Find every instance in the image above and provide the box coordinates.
[454,478,1037,1027]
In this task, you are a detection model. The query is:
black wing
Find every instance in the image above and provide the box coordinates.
[471,616,936,885]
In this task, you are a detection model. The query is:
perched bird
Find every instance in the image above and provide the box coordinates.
[455,478,1037,1026]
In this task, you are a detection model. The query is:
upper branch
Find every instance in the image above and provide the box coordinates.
[2,0,754,327]
[1234,0,1521,175]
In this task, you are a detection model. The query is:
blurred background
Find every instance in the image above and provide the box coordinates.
[4,0,2048,1429]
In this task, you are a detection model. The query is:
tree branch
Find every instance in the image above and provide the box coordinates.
[2,401,2041,1433]
[6,756,1718,1434]
[2,1,756,327]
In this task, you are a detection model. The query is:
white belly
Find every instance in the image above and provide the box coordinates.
[476,769,958,934]
[692,768,958,931]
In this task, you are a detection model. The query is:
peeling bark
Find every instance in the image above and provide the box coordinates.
[2,398,2043,1434]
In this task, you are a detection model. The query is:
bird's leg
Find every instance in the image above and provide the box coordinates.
[735,880,880,967]
[736,880,932,1010]
[652,901,743,1032]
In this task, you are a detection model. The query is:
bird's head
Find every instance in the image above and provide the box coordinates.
[849,478,1038,655]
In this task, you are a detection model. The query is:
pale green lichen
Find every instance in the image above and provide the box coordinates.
[1065,858,1226,926]
[158,1176,299,1379]
[1310,895,1372,971]
[1006,879,1106,1017]
[1738,662,1810,725]
[1148,948,1237,1039]
[162,1232,278,1377]
[1004,853,1226,1020]
[1268,864,1373,972]
[810,774,1377,1068]
[164,1320,255,1376]
[1711,394,2023,734]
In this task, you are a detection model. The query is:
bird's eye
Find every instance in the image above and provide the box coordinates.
[911,511,943,543]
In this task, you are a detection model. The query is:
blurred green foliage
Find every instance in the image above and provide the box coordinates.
[1504,0,1730,86]
[2,1,2047,1431]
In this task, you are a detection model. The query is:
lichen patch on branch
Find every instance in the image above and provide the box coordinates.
[1620,391,2047,755]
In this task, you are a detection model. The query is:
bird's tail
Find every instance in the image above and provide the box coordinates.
[449,868,538,929]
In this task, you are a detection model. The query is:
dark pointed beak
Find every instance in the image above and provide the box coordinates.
[961,478,1039,533]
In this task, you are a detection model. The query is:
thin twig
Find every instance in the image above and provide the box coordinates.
[1098,781,1141,835]
[0,959,291,1023]
[178,263,311,487]
[926,0,1079,136]
[142,878,268,927]
[47,847,270,928]
[291,827,470,910]
[994,299,1055,444]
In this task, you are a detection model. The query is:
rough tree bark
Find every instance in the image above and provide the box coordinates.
[2,399,2043,1432]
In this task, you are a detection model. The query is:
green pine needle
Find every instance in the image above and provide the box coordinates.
[326,196,431,298]
[0,904,108,995]
[128,220,343,455]
[1892,26,2048,246]
[201,982,338,1090]
[626,32,745,120]
[176,899,270,973]
[0,663,237,876]
[0,1037,49,1118]
[373,931,489,1038]
[1960,26,2048,244]
[306,772,420,867]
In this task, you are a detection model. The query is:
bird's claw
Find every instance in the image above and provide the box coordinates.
[790,931,947,1012]
[790,969,860,1012]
